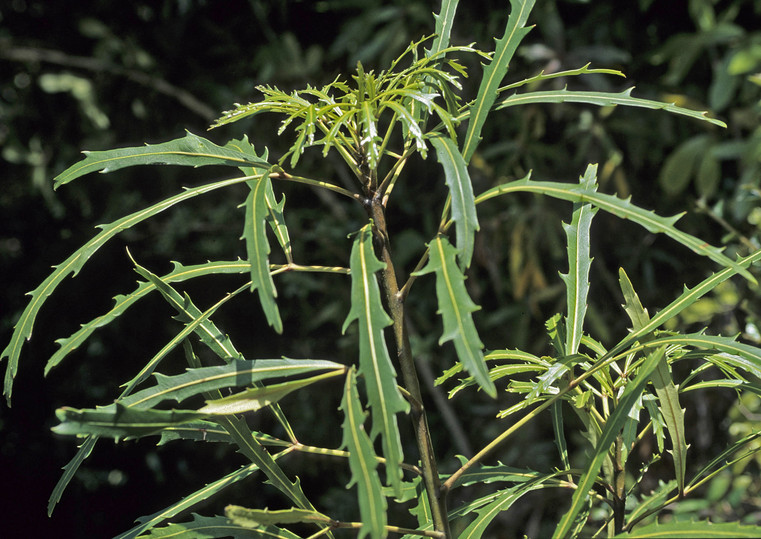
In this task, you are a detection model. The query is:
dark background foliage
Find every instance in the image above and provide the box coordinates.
[2,0,760,536]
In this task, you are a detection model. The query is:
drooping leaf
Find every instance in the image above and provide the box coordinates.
[339,368,388,539]
[2,174,252,404]
[561,164,598,355]
[430,135,479,269]
[225,506,332,527]
[343,224,408,495]
[553,347,667,539]
[651,350,688,496]
[47,435,97,516]
[613,520,761,538]
[115,462,265,539]
[139,513,300,539]
[495,87,727,128]
[242,172,283,333]
[54,131,270,187]
[462,0,536,162]
[476,173,756,283]
[414,236,496,397]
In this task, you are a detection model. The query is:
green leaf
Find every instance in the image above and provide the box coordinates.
[495,87,727,127]
[462,0,536,162]
[52,404,205,440]
[343,223,409,495]
[242,173,283,333]
[626,480,677,526]
[414,236,496,397]
[339,368,388,539]
[458,474,556,538]
[614,520,761,538]
[54,131,270,187]
[553,346,667,539]
[121,359,344,410]
[264,181,293,264]
[658,135,713,196]
[427,0,459,57]
[225,506,332,527]
[48,435,97,516]
[46,259,250,374]
[619,268,651,330]
[652,354,688,496]
[561,164,598,355]
[116,462,265,539]
[430,135,479,268]
[199,371,341,415]
[476,173,756,283]
[138,513,300,539]
[2,174,251,405]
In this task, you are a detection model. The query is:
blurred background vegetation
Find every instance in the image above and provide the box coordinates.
[1,0,760,536]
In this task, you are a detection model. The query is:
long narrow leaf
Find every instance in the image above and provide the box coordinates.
[140,513,300,539]
[652,354,688,496]
[115,462,266,539]
[47,435,97,516]
[54,131,270,187]
[476,174,756,283]
[343,223,409,495]
[242,172,283,333]
[414,236,496,397]
[339,368,388,539]
[495,87,727,128]
[614,520,761,538]
[226,506,331,527]
[553,346,667,539]
[462,0,536,162]
[46,259,250,374]
[430,135,479,268]
[561,164,598,355]
[1,174,253,404]
[427,0,459,57]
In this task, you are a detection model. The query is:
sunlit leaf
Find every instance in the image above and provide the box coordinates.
[553,347,666,539]
[2,174,252,404]
[614,520,761,538]
[414,236,496,397]
[561,164,598,355]
[54,131,270,187]
[343,223,409,495]
[430,135,479,268]
[462,0,536,162]
[138,513,299,539]
[339,368,387,539]
[242,172,282,333]
[225,506,331,527]
[495,87,727,127]
[427,0,459,57]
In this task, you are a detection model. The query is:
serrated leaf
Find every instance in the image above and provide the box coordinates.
[225,506,332,527]
[47,435,97,516]
[626,480,677,526]
[2,174,251,405]
[462,0,536,162]
[427,0,459,57]
[619,268,650,330]
[553,347,667,539]
[343,223,409,495]
[52,404,205,440]
[476,174,756,283]
[614,520,761,538]
[54,131,270,187]
[46,259,250,374]
[495,87,727,127]
[561,164,598,355]
[199,372,339,415]
[138,513,299,539]
[264,181,293,264]
[459,474,556,539]
[339,368,387,539]
[658,135,713,196]
[116,462,264,539]
[121,359,344,410]
[414,236,496,397]
[242,173,283,333]
[430,135,479,269]
[651,352,688,495]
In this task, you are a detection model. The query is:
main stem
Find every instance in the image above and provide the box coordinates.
[366,194,451,538]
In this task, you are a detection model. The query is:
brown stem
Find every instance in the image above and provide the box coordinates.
[366,194,451,538]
